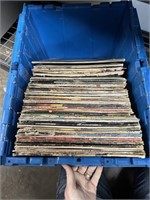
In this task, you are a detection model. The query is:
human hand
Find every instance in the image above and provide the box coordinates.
[62,165,103,200]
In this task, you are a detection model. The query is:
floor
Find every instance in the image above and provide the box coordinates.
[0,166,60,199]
[0,165,124,200]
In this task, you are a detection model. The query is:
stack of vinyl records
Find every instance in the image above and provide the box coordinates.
[14,59,145,158]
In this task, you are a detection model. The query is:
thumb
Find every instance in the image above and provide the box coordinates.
[62,165,76,189]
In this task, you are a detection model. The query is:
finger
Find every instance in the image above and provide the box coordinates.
[62,165,76,189]
[77,166,88,175]
[84,166,97,181]
[73,166,79,172]
[90,166,103,186]
[85,166,97,177]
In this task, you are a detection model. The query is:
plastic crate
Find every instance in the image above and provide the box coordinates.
[0,1,150,167]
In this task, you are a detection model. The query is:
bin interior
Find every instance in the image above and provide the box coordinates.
[1,2,150,166]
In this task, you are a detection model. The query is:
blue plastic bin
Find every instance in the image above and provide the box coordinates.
[0,1,150,167]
